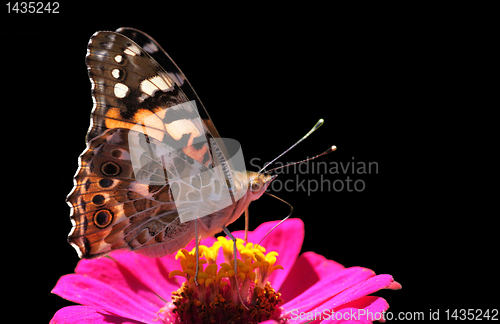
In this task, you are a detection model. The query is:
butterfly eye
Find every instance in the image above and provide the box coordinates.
[251,180,262,193]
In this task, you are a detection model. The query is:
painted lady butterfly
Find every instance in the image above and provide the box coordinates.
[67,27,335,264]
[67,27,275,259]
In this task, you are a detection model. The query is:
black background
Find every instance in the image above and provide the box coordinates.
[2,4,495,323]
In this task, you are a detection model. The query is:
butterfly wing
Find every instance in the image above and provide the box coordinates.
[115,27,221,140]
[68,31,232,259]
[68,128,195,259]
[114,28,237,187]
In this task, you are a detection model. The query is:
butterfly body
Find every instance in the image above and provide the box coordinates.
[68,28,273,259]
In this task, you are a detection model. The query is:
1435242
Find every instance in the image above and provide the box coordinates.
[445,309,498,321]
[6,2,59,13]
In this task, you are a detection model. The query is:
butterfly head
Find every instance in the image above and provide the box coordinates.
[245,171,276,201]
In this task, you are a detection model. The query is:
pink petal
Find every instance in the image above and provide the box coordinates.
[51,273,158,323]
[73,255,159,310]
[104,251,183,299]
[387,281,402,290]
[318,296,390,323]
[280,252,345,302]
[286,296,390,324]
[297,274,397,322]
[50,306,144,324]
[283,267,375,314]
[230,218,304,290]
[70,251,185,310]
[335,295,389,312]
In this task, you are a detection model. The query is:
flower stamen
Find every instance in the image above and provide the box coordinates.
[164,236,286,324]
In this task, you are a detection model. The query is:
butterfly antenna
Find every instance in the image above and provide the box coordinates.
[263,145,337,175]
[259,119,325,174]
[256,193,293,247]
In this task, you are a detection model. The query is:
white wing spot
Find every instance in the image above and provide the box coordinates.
[171,72,185,86]
[143,41,159,53]
[111,69,121,79]
[140,75,173,96]
[166,119,200,140]
[140,79,156,97]
[139,93,149,103]
[114,55,123,63]
[114,83,129,98]
[105,34,116,42]
[124,44,141,56]
[94,49,108,60]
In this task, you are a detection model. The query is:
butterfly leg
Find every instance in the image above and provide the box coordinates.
[194,219,200,286]
[244,207,249,244]
[222,226,249,309]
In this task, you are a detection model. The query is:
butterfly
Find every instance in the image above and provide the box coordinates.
[67,27,278,260]
[67,27,335,265]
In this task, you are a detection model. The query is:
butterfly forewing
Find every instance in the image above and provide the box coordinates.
[86,32,184,142]
[115,27,219,136]
[114,28,235,177]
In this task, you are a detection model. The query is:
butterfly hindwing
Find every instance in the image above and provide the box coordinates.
[68,128,196,259]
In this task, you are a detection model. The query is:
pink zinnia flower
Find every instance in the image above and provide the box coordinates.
[51,219,400,323]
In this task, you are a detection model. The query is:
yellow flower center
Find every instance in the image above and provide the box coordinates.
[158,237,285,324]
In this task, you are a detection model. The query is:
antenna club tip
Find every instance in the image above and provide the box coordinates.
[323,145,337,154]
